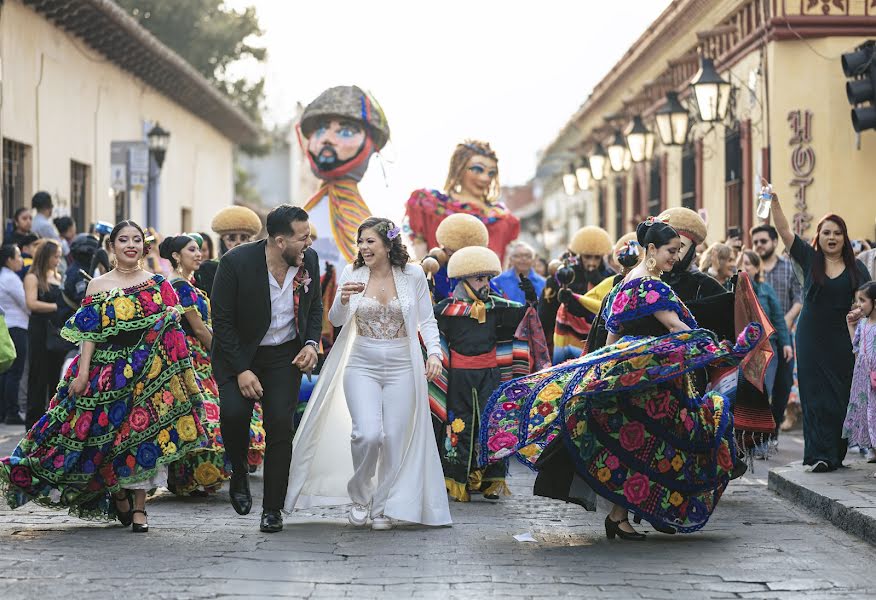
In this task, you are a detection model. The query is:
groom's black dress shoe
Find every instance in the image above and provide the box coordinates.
[260,510,283,533]
[230,474,252,515]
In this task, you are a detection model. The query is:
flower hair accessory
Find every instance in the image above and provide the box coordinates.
[616,240,640,259]
[377,221,401,240]
[644,216,671,226]
[386,226,401,240]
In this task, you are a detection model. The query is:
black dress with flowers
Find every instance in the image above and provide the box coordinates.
[0,276,208,520]
[482,277,761,533]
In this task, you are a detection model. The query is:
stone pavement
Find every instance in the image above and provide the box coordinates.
[1,423,876,599]
[770,450,876,546]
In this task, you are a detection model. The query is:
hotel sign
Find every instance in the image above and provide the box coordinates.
[787,110,815,234]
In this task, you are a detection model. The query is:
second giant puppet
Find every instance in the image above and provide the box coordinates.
[298,85,389,354]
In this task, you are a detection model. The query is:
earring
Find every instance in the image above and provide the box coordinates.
[453,183,463,194]
[645,256,660,276]
[110,254,117,268]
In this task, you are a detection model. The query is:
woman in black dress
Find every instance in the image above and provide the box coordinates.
[771,193,870,472]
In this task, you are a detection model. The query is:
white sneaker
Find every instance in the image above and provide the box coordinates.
[371,515,394,530]
[866,448,876,463]
[348,503,369,526]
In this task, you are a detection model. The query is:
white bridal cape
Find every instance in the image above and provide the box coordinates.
[283,263,452,526]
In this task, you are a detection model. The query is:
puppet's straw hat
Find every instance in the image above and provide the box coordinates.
[658,207,707,244]
[300,85,390,150]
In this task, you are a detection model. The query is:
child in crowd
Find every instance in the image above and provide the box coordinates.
[843,282,876,465]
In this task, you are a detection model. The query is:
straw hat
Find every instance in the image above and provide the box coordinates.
[658,207,707,245]
[436,213,489,251]
[447,246,501,279]
[211,205,262,237]
[569,226,613,256]
[300,86,390,150]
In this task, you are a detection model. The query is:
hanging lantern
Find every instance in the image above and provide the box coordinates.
[607,129,626,172]
[589,143,607,181]
[562,163,578,196]
[575,158,591,191]
[654,92,690,146]
[691,57,732,122]
[625,115,654,163]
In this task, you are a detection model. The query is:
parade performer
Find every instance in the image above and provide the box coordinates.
[482,219,761,537]
[433,246,548,502]
[491,241,547,304]
[285,217,451,530]
[211,205,322,533]
[199,205,267,474]
[404,140,519,263]
[540,226,615,363]
[0,221,208,532]
[297,85,389,356]
[421,213,490,302]
[159,234,232,495]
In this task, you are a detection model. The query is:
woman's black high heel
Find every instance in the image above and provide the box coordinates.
[632,514,676,534]
[131,509,148,533]
[605,515,646,541]
[112,491,133,527]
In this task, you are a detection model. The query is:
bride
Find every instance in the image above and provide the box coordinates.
[284,217,451,530]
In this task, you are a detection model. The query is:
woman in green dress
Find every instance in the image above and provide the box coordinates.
[0,221,208,531]
[771,194,870,471]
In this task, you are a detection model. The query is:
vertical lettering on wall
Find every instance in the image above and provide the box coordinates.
[787,110,815,235]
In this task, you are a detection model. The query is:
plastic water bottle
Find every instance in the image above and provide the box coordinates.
[756,185,773,219]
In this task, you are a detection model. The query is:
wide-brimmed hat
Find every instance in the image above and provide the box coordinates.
[448,246,501,279]
[211,205,262,237]
[300,86,390,151]
[657,207,707,244]
[569,226,613,256]
[436,213,489,252]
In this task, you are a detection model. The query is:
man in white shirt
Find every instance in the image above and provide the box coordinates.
[212,205,323,533]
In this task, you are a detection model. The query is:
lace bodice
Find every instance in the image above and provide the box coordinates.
[355,296,407,339]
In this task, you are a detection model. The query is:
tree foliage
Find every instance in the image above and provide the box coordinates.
[117,0,267,150]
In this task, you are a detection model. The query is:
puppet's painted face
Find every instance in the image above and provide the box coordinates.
[465,275,493,300]
[307,118,367,171]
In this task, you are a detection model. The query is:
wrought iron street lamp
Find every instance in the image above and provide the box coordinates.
[691,57,731,123]
[625,115,655,163]
[654,92,690,146]
[147,123,170,169]
[575,158,591,191]
[607,129,626,172]
[589,143,608,181]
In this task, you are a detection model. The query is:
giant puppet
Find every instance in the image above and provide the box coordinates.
[297,85,389,354]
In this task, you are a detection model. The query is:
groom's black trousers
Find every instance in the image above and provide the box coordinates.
[219,339,301,511]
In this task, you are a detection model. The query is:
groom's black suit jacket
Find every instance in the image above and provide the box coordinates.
[210,240,323,385]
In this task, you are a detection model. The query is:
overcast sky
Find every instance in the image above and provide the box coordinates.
[225,0,671,222]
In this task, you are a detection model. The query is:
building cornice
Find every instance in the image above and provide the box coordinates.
[19,0,260,145]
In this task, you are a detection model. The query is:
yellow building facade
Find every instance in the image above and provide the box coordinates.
[538,0,876,251]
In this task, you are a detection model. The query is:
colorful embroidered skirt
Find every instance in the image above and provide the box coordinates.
[166,336,232,494]
[482,326,760,533]
[0,316,208,521]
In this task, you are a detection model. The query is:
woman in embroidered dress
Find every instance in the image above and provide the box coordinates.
[0,221,207,532]
[482,220,761,539]
[285,217,451,530]
[159,234,232,495]
[404,140,520,266]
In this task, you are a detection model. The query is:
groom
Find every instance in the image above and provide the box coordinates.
[212,204,322,532]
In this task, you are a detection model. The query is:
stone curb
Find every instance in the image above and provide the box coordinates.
[769,460,876,546]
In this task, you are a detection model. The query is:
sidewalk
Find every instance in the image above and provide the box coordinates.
[769,453,876,546]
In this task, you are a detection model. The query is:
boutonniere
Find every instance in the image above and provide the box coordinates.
[292,268,312,295]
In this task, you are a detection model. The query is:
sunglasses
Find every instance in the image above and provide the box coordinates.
[222,233,251,243]
[752,239,770,246]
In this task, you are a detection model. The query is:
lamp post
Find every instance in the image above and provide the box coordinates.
[562,163,578,196]
[607,129,626,172]
[691,57,731,122]
[589,143,608,182]
[145,122,170,229]
[654,92,690,146]
[575,158,591,191]
[625,115,655,163]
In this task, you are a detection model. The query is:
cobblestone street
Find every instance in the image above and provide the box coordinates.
[1,424,875,599]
